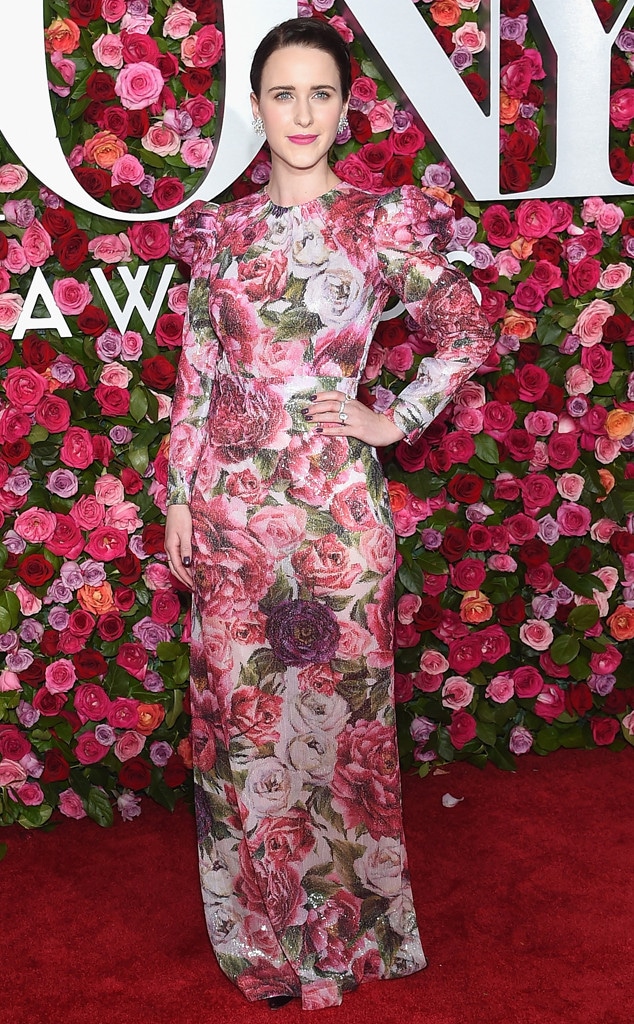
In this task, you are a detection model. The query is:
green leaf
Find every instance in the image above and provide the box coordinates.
[17,803,54,829]
[535,725,561,752]
[414,550,448,575]
[567,605,600,632]
[87,787,114,828]
[397,561,423,594]
[473,433,500,464]
[157,641,184,662]
[550,634,580,665]
[554,567,607,598]
[476,721,498,747]
[166,689,185,729]
[127,444,149,474]
[129,386,149,423]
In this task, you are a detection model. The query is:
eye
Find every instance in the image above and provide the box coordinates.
[274,90,292,101]
[314,90,332,100]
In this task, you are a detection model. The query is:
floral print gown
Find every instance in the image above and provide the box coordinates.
[167,182,493,1010]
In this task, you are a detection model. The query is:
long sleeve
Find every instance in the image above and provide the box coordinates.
[372,185,495,444]
[167,201,220,505]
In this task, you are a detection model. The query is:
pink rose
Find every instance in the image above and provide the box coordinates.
[524,410,557,436]
[0,163,28,192]
[442,675,475,710]
[189,24,224,68]
[565,366,594,396]
[368,100,396,133]
[515,199,554,238]
[14,506,57,542]
[556,473,585,501]
[3,239,30,274]
[589,646,622,675]
[92,33,124,69]
[44,658,77,694]
[359,526,395,574]
[142,123,181,157]
[114,730,146,761]
[163,3,197,38]
[556,501,592,536]
[595,203,624,234]
[573,299,615,346]
[52,277,92,315]
[15,781,44,806]
[453,23,486,52]
[115,61,164,109]
[519,619,554,651]
[111,153,145,186]
[22,220,53,267]
[610,88,634,129]
[599,262,631,290]
[594,437,622,464]
[181,138,214,169]
[534,683,566,723]
[0,670,22,692]
[102,0,127,22]
[485,674,515,703]
[58,789,87,819]
[88,233,131,264]
[250,505,307,559]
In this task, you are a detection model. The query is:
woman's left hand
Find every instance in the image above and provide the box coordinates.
[304,390,405,448]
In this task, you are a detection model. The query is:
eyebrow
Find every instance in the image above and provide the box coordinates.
[267,84,336,92]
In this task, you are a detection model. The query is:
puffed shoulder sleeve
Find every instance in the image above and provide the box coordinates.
[167,201,220,506]
[372,185,494,444]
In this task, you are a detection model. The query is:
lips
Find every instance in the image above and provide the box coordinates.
[288,135,318,145]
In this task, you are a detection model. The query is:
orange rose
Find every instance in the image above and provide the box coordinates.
[503,308,537,339]
[429,0,461,27]
[44,18,80,54]
[597,468,615,502]
[387,481,410,512]
[459,590,494,624]
[605,409,634,441]
[177,736,193,769]
[136,703,166,735]
[77,582,116,615]
[84,131,128,170]
[607,606,634,641]
[500,91,521,125]
[509,237,535,260]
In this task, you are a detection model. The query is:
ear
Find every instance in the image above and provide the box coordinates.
[250,92,260,120]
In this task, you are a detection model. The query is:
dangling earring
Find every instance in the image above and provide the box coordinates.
[252,115,265,136]
[337,114,349,134]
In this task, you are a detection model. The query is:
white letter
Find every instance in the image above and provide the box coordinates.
[91,264,177,333]
[12,268,71,340]
[0,1,295,221]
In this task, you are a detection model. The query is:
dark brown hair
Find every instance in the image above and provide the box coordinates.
[250,18,352,100]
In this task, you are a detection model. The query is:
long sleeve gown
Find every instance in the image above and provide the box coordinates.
[167,182,494,1011]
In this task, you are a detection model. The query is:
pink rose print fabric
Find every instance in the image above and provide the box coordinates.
[168,183,493,1009]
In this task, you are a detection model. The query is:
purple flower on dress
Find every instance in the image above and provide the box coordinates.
[265,599,340,666]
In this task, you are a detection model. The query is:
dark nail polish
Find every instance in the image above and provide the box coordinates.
[309,393,318,401]
[315,427,323,433]
[300,407,310,415]
[304,414,312,421]
[182,556,191,566]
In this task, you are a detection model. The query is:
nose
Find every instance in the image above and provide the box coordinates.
[294,98,313,127]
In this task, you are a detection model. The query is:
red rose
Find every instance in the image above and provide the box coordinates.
[111,184,143,212]
[114,586,136,612]
[0,724,31,760]
[375,319,409,349]
[152,176,185,211]
[41,748,70,783]
[464,74,488,102]
[128,222,171,262]
[0,234,7,260]
[21,334,57,372]
[413,596,443,631]
[500,158,532,192]
[41,208,77,238]
[590,717,620,746]
[603,313,634,342]
[2,439,31,465]
[84,101,105,126]
[100,106,130,139]
[121,32,160,65]
[492,374,520,402]
[447,635,483,673]
[603,689,630,715]
[383,155,414,187]
[565,683,593,717]
[500,40,523,65]
[157,52,179,81]
[564,545,592,573]
[567,256,601,297]
[447,473,484,504]
[532,237,563,264]
[97,611,125,642]
[73,167,111,199]
[151,590,181,625]
[86,70,117,101]
[112,549,142,584]
[395,434,429,472]
[155,313,184,348]
[16,554,55,587]
[45,514,84,559]
[32,687,66,716]
[517,538,550,567]
[516,364,549,401]
[536,383,565,414]
[441,526,470,562]
[94,383,130,416]
[121,467,144,494]
[127,110,150,138]
[116,643,148,681]
[40,631,61,657]
[447,710,477,750]
[69,0,101,26]
[505,131,536,161]
[433,26,455,54]
[180,68,212,95]
[85,527,128,562]
[35,394,71,433]
[348,109,372,143]
[547,432,579,470]
[163,754,188,788]
[141,356,177,390]
[92,435,113,466]
[142,523,166,555]
[501,0,530,14]
[53,229,90,271]
[610,147,632,182]
[118,757,152,790]
[497,594,526,626]
[77,305,109,337]
[72,649,108,680]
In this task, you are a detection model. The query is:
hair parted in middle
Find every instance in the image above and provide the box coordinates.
[250,17,352,101]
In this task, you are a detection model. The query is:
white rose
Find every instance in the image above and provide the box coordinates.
[281,729,337,783]
[289,690,350,736]
[243,756,301,822]
[354,835,403,899]
[304,257,366,328]
[291,219,331,278]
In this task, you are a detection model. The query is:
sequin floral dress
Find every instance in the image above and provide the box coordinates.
[168,183,493,1011]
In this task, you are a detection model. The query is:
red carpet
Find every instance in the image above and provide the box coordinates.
[2,747,633,1024]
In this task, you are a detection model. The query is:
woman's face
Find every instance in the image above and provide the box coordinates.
[251,45,347,177]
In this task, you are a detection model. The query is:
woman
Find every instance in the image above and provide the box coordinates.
[165,17,493,1012]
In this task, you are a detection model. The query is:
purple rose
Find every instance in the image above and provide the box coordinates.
[509,725,534,755]
[265,599,340,666]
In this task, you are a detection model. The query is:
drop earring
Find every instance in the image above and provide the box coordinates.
[252,115,265,136]
[337,114,349,134]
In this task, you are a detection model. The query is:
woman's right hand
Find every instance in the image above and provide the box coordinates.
[165,504,194,590]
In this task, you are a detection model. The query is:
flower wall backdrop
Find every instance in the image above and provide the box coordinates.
[0,0,633,829]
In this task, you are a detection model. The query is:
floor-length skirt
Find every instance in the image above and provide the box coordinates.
[187,373,426,1010]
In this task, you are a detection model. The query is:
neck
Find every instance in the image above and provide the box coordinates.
[265,164,341,208]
